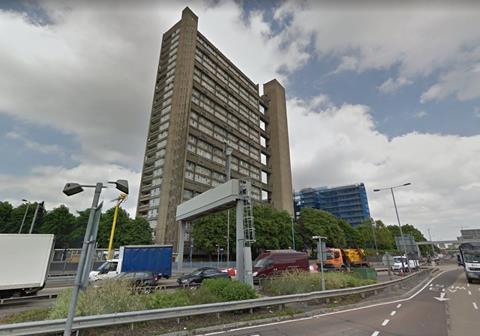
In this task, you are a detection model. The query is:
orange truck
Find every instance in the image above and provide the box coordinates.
[321,248,368,271]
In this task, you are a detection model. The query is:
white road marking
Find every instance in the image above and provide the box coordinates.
[473,302,478,310]
[199,271,448,336]
[390,310,396,316]
[468,291,472,296]
[434,292,449,302]
[448,289,457,293]
[371,331,380,336]
[382,319,390,326]
[467,283,470,287]
[442,288,445,292]
[396,304,402,308]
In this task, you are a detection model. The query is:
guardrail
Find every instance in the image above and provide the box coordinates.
[0,294,58,306]
[0,269,433,336]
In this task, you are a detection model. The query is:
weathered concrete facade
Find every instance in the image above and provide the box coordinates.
[137,8,293,247]
[263,80,294,215]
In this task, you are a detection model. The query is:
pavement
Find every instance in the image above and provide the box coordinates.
[199,266,479,336]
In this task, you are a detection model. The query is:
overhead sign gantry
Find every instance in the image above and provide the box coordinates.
[176,179,255,286]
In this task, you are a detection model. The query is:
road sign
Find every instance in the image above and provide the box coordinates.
[395,235,420,257]
[382,253,394,267]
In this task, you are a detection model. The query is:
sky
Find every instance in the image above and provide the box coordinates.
[0,0,479,240]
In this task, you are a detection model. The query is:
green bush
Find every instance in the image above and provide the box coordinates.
[194,278,256,304]
[0,308,50,324]
[261,271,375,296]
[49,279,145,319]
[145,290,192,309]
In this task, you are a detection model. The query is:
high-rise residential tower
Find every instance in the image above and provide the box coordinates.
[137,7,293,246]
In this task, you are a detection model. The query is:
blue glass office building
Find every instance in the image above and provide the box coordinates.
[294,183,371,227]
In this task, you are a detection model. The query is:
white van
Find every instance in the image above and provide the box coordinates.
[392,256,419,272]
[89,259,119,281]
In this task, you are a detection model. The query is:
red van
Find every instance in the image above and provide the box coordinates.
[252,250,309,278]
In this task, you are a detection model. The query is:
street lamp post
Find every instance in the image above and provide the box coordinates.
[224,145,233,267]
[18,199,30,234]
[29,201,44,234]
[373,182,411,273]
[370,217,379,256]
[62,179,128,336]
[313,235,326,291]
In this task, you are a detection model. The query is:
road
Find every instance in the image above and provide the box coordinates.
[202,267,479,336]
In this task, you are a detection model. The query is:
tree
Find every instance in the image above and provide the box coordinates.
[0,201,13,233]
[192,204,295,259]
[387,224,431,255]
[298,208,346,251]
[251,205,293,255]
[96,207,153,248]
[10,202,41,234]
[39,205,76,248]
[337,219,360,247]
[374,220,395,250]
[192,211,229,258]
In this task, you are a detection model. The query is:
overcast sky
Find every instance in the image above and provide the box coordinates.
[1,0,479,240]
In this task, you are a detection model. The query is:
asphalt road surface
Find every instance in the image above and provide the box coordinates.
[202,267,479,336]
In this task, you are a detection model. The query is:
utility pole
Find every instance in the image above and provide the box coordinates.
[370,217,379,256]
[29,201,44,234]
[291,215,296,250]
[224,145,233,266]
[374,183,412,274]
[428,228,435,257]
[18,199,30,234]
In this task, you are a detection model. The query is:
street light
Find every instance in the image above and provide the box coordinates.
[370,217,379,256]
[373,182,411,273]
[18,199,30,234]
[312,235,327,291]
[224,144,233,267]
[29,201,44,234]
[62,179,128,336]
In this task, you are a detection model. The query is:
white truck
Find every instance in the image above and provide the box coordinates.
[459,243,480,283]
[88,245,173,282]
[391,255,420,272]
[0,234,55,299]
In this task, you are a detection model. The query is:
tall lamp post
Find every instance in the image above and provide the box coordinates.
[18,199,30,234]
[224,145,233,267]
[373,182,411,273]
[370,217,379,256]
[62,179,128,336]
[29,201,44,234]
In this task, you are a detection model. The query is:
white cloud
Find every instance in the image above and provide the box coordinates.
[378,77,413,94]
[0,1,305,217]
[275,1,480,100]
[414,110,427,119]
[5,131,63,155]
[474,107,480,118]
[421,56,480,102]
[0,163,140,216]
[0,1,301,169]
[288,95,480,239]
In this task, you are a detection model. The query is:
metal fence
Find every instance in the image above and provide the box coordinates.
[0,269,434,336]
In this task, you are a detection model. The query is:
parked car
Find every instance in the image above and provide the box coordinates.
[177,267,229,285]
[252,250,309,279]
